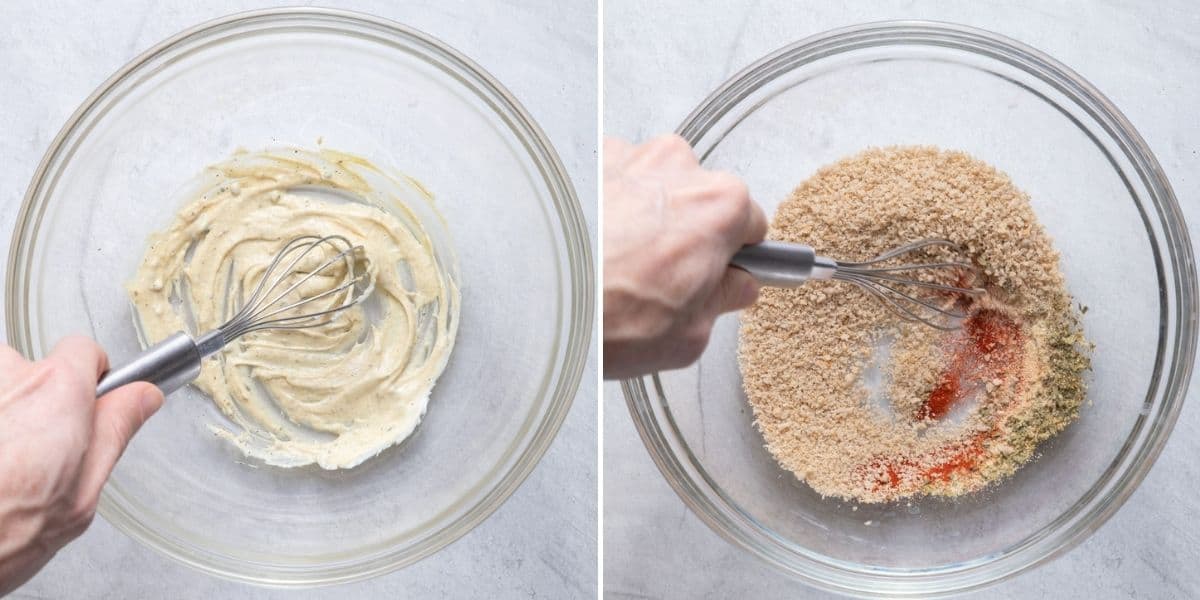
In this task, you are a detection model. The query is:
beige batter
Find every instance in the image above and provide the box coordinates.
[127,148,459,469]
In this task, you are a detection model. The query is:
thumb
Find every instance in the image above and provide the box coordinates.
[707,267,761,316]
[76,382,164,506]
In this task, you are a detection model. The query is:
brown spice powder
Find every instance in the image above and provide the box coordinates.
[738,146,1091,503]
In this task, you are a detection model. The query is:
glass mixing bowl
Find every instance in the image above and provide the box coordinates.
[5,8,592,586]
[621,21,1195,597]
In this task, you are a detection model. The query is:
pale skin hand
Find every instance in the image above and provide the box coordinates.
[604,134,768,379]
[0,337,163,596]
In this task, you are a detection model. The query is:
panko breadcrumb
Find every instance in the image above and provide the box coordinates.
[738,146,1091,503]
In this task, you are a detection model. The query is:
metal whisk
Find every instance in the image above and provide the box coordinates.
[731,239,984,330]
[96,235,371,397]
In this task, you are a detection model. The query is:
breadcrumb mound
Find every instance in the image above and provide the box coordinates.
[738,146,1091,503]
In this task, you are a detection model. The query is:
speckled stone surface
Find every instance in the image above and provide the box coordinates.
[603,1,1198,598]
[0,1,596,598]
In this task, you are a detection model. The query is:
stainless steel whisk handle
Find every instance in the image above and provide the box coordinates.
[95,331,209,398]
[730,241,838,287]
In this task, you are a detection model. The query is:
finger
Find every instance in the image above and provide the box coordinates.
[74,382,164,508]
[630,134,699,171]
[0,345,29,390]
[685,170,763,251]
[742,199,768,245]
[706,267,761,316]
[48,335,109,382]
[603,136,636,174]
[0,344,27,364]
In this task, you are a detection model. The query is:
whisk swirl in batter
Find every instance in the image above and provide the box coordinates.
[127,148,459,469]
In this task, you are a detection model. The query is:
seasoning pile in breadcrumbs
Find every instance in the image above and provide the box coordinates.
[738,146,1091,503]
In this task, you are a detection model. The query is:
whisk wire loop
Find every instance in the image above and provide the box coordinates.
[834,239,985,330]
[221,234,369,340]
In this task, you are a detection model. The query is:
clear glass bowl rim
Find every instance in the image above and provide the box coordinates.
[5,7,594,587]
[622,19,1196,597]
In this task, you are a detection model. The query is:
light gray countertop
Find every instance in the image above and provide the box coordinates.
[0,1,596,598]
[603,0,1198,598]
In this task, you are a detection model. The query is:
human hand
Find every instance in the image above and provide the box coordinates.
[0,337,163,596]
[603,134,767,379]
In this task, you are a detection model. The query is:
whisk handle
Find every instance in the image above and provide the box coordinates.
[730,241,837,287]
[96,332,202,398]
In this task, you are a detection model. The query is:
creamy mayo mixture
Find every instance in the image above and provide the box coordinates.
[127,148,459,469]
